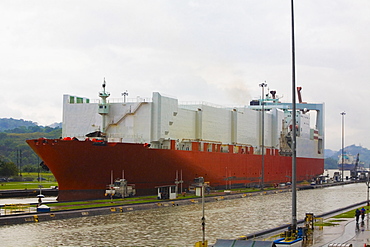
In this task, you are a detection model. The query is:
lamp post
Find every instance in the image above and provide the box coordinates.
[17,149,23,177]
[290,0,298,231]
[340,111,346,182]
[366,174,370,206]
[122,90,128,103]
[202,181,206,246]
[259,81,267,190]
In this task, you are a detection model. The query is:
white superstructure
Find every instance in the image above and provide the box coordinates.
[62,90,324,159]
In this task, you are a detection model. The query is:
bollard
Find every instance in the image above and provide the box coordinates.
[194,240,207,247]
[33,215,39,223]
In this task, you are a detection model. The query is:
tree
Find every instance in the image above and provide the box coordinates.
[324,157,338,169]
[22,164,38,173]
[0,159,18,178]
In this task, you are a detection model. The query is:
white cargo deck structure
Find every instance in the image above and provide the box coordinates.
[62,91,324,159]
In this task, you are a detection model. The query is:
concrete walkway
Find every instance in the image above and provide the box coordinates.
[342,219,370,247]
[308,214,370,247]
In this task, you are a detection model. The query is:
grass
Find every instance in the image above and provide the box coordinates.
[312,205,370,228]
[0,181,58,190]
[17,172,56,182]
[42,192,229,211]
[0,172,57,190]
[314,221,338,227]
[48,200,165,210]
[332,206,369,219]
[45,196,177,210]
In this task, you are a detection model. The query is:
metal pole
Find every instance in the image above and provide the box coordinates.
[259,82,267,190]
[122,91,128,103]
[367,174,369,206]
[341,111,346,182]
[17,149,19,176]
[180,170,183,194]
[19,149,22,177]
[225,167,228,189]
[38,157,40,183]
[175,170,179,195]
[290,0,297,231]
[202,182,205,246]
[110,170,113,202]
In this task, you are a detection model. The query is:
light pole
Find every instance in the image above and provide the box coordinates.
[341,111,346,182]
[290,0,298,231]
[17,149,23,177]
[366,175,370,206]
[202,181,206,246]
[122,90,128,103]
[259,82,267,190]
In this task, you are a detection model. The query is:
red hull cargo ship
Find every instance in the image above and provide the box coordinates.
[27,84,324,201]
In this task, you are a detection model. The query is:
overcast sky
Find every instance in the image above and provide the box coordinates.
[1,0,369,151]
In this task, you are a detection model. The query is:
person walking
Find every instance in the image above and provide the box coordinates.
[361,207,366,222]
[355,209,361,224]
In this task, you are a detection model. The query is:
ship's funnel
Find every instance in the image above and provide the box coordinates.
[297,87,303,103]
[270,91,276,99]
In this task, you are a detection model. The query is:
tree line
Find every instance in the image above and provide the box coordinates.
[0,126,61,178]
[3,125,59,134]
[0,118,38,132]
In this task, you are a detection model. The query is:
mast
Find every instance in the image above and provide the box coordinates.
[290,0,297,230]
[259,82,267,190]
[98,78,110,134]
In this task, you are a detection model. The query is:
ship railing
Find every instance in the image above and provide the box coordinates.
[79,97,152,104]
[179,102,248,112]
[107,97,152,103]
[179,101,225,110]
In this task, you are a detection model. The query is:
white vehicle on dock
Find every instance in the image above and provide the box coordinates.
[105,179,136,198]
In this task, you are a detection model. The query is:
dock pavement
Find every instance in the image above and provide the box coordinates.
[246,201,369,247]
[307,213,370,247]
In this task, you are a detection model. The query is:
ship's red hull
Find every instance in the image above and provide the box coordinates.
[26,139,324,201]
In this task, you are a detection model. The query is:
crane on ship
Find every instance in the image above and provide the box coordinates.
[350,153,360,180]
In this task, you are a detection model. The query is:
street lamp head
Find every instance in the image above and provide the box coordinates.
[340,111,346,116]
[259,82,267,87]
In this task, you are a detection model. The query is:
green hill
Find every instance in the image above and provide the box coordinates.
[0,118,37,132]
[325,144,370,169]
[0,119,62,174]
